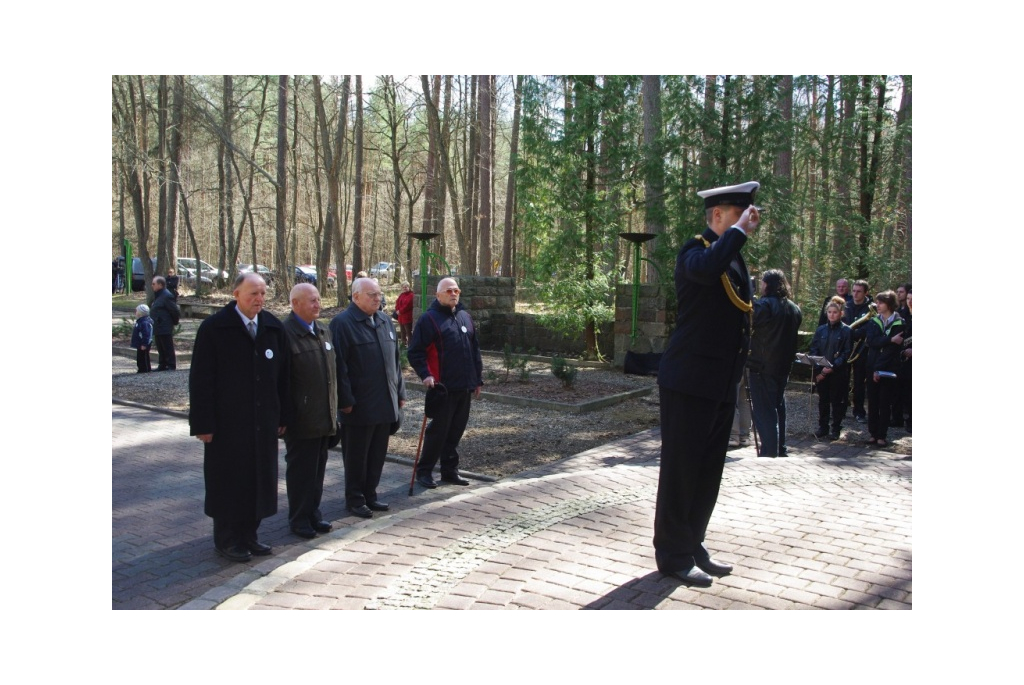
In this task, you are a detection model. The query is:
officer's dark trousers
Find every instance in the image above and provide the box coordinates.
[654,386,733,569]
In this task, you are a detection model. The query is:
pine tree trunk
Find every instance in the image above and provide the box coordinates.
[478,75,492,276]
[502,75,522,278]
[352,76,365,274]
[642,75,664,282]
[275,76,289,297]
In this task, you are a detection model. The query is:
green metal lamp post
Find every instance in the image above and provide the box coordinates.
[618,232,658,343]
[408,232,451,312]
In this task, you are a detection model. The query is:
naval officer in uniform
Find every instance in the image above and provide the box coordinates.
[654,181,760,587]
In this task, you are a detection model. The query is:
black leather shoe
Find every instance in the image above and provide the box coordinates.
[659,565,713,588]
[440,473,470,486]
[348,504,373,519]
[245,540,273,556]
[694,552,733,577]
[416,473,437,489]
[216,544,252,563]
[814,427,829,439]
[311,520,333,533]
[366,501,390,512]
[291,525,317,539]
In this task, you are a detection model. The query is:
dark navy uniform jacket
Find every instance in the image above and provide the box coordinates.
[657,226,752,405]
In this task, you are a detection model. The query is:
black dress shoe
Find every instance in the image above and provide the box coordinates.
[348,504,373,518]
[694,553,733,577]
[659,565,713,588]
[311,520,333,533]
[245,540,273,556]
[440,473,470,486]
[215,544,252,563]
[416,473,437,489]
[366,501,390,512]
[291,525,317,539]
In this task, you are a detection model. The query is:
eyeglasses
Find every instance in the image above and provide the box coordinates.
[443,288,461,295]
[361,292,382,299]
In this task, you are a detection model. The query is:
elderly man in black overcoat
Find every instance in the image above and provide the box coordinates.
[654,181,760,588]
[189,273,290,562]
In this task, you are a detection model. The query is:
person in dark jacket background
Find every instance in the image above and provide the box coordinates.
[330,277,406,518]
[150,276,180,371]
[189,273,290,563]
[809,297,852,440]
[747,269,803,458]
[407,277,483,490]
[844,279,873,422]
[865,290,905,448]
[283,283,337,538]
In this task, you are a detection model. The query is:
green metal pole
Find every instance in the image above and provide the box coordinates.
[419,240,430,313]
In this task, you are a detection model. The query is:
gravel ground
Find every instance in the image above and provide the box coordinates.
[113,303,910,478]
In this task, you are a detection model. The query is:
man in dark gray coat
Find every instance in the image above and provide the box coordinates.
[330,277,406,519]
[150,276,180,371]
[282,283,337,539]
[189,273,290,563]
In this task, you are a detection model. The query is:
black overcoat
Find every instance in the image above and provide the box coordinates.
[189,303,290,520]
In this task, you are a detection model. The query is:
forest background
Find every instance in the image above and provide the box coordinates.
[111,75,911,359]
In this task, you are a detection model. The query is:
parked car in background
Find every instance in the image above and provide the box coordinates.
[177,257,228,282]
[369,261,394,282]
[180,267,213,287]
[130,257,157,292]
[238,263,275,285]
[293,265,317,286]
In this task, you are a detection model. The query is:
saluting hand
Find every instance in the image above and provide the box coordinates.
[736,205,761,233]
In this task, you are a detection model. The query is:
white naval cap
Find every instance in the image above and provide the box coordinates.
[696,181,759,209]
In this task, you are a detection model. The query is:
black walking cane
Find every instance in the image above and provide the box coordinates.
[408,414,428,496]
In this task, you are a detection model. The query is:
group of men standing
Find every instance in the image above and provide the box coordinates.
[188,273,482,563]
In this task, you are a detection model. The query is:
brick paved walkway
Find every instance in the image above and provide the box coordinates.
[113,398,911,610]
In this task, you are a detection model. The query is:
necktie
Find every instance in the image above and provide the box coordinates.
[248,321,257,340]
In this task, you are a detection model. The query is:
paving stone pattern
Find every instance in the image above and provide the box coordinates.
[113,395,911,610]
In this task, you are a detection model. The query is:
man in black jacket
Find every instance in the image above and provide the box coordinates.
[655,181,760,588]
[747,269,803,458]
[407,277,483,489]
[330,278,406,518]
[150,276,180,371]
[283,283,338,538]
[844,280,873,422]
